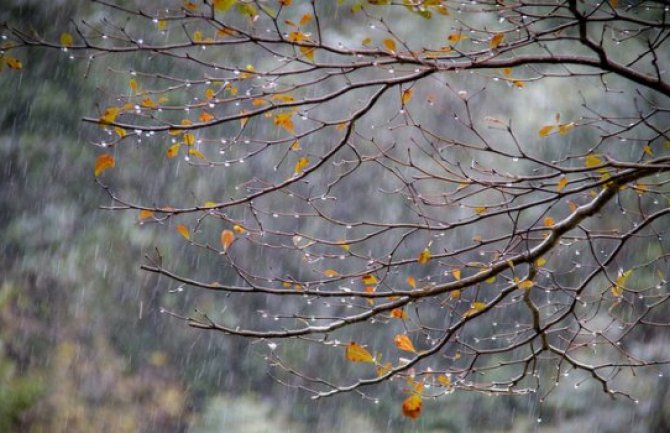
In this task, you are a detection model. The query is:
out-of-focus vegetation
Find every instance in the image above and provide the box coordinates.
[2,1,670,432]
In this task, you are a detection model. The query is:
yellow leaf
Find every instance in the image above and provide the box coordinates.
[114,127,126,137]
[362,37,372,46]
[417,248,431,265]
[452,268,461,280]
[535,257,547,267]
[362,274,378,286]
[558,122,575,135]
[139,210,154,221]
[271,93,295,103]
[176,224,190,240]
[518,280,534,289]
[485,276,496,284]
[220,229,235,250]
[394,334,417,353]
[299,46,315,61]
[401,88,413,105]
[290,140,301,151]
[383,38,397,52]
[643,144,654,157]
[437,374,451,387]
[390,308,407,319]
[324,269,339,277]
[585,154,603,168]
[157,20,167,31]
[183,133,196,145]
[512,80,524,88]
[240,111,249,128]
[294,156,309,174]
[213,0,237,12]
[502,67,512,76]
[141,97,156,108]
[188,148,205,159]
[166,143,180,159]
[611,269,632,297]
[474,207,487,215]
[205,88,215,100]
[299,13,313,26]
[338,240,350,252]
[489,32,504,49]
[539,125,555,137]
[99,107,120,124]
[406,276,416,288]
[402,394,422,420]
[94,154,115,176]
[557,177,568,192]
[376,362,392,377]
[450,290,461,299]
[463,301,486,317]
[129,79,138,93]
[345,341,375,363]
[544,216,554,227]
[60,32,74,47]
[199,111,214,122]
[274,112,295,134]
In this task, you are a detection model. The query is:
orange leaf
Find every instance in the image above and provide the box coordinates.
[406,276,416,288]
[345,341,375,363]
[402,394,422,420]
[557,176,568,192]
[539,125,555,137]
[139,210,154,221]
[383,38,397,52]
[294,156,309,174]
[176,224,190,240]
[447,33,464,43]
[299,13,313,26]
[166,143,180,159]
[274,112,295,134]
[324,269,339,277]
[489,32,504,49]
[394,334,417,353]
[94,154,115,177]
[401,88,413,105]
[390,308,407,319]
[220,229,235,250]
[452,268,461,280]
[199,111,214,122]
[544,216,555,227]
